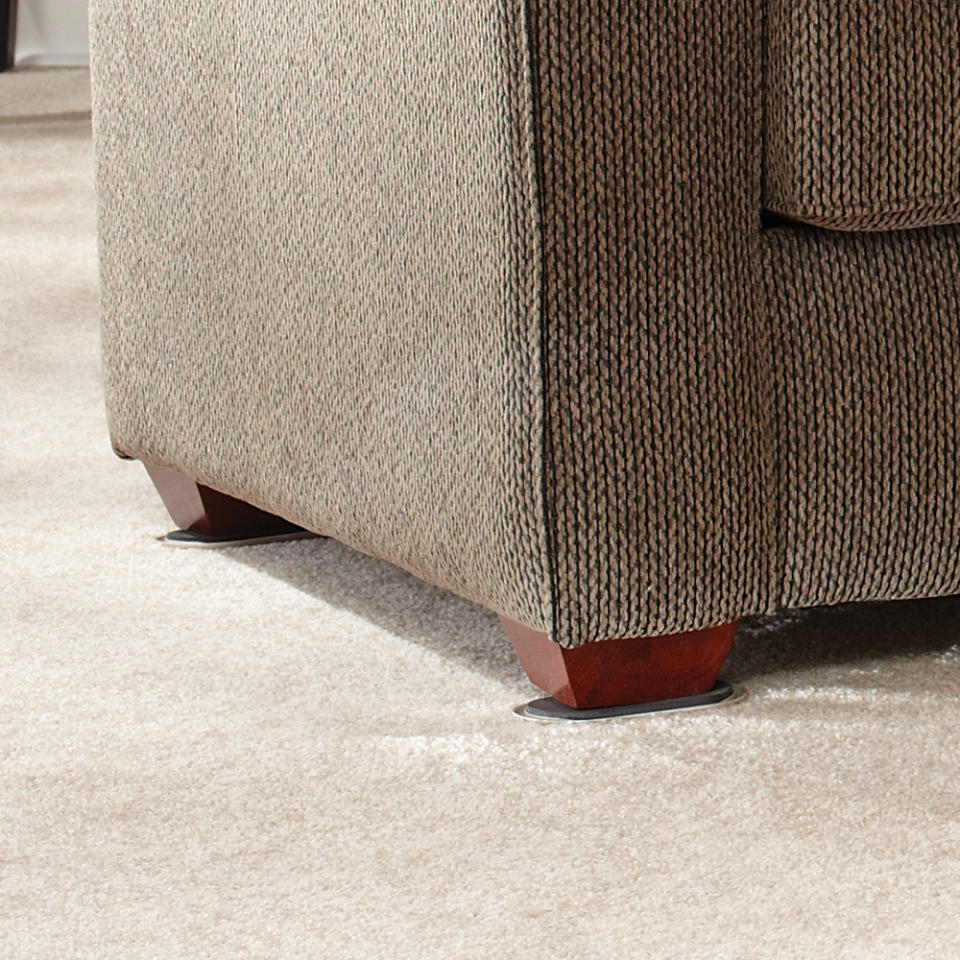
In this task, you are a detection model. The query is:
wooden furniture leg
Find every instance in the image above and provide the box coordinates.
[144,462,305,541]
[501,616,739,710]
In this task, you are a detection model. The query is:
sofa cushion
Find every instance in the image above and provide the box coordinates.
[763,0,960,231]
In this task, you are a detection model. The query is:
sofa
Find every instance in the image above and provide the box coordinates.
[90,1,960,712]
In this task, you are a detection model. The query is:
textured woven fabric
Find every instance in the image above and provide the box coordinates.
[93,0,960,647]
[763,225,960,606]
[91,0,550,631]
[764,0,960,230]
[529,0,779,643]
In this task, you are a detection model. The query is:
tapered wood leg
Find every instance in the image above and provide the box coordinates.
[144,462,304,540]
[501,617,739,709]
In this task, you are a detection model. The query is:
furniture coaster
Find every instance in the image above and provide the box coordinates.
[513,680,746,722]
[160,529,318,549]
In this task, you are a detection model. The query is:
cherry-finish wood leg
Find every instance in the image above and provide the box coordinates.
[501,617,739,709]
[144,462,304,539]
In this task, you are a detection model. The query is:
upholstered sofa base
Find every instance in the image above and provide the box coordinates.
[143,461,740,711]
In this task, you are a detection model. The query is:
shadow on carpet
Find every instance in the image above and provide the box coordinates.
[222,535,960,687]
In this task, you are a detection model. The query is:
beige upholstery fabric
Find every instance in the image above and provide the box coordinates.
[763,225,960,606]
[764,0,960,230]
[91,1,550,632]
[529,1,777,644]
[92,1,960,646]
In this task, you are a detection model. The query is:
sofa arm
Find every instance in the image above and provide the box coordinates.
[526,2,773,644]
[90,1,552,631]
[92,0,774,647]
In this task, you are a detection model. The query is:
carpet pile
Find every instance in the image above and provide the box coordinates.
[1,69,958,959]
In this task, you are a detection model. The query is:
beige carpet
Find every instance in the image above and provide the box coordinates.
[1,68,959,960]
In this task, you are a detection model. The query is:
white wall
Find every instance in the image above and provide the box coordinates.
[16,0,90,67]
